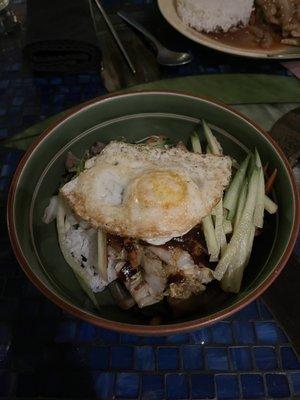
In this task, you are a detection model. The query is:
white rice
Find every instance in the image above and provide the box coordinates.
[177,0,254,33]
[64,213,116,292]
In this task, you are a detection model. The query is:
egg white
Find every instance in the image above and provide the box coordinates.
[60,141,232,242]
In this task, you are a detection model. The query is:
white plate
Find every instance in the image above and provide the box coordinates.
[158,0,300,59]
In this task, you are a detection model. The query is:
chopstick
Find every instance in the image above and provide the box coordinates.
[93,0,136,74]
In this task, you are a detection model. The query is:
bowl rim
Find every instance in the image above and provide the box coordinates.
[7,90,300,335]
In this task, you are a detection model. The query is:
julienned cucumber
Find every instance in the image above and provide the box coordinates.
[265,195,278,214]
[224,154,251,220]
[202,119,222,155]
[190,126,219,259]
[221,223,255,293]
[234,179,248,227]
[253,149,265,228]
[202,215,219,260]
[213,167,260,283]
[97,229,108,282]
[214,199,227,256]
[190,131,202,154]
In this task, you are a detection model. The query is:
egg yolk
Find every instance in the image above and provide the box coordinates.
[135,170,187,208]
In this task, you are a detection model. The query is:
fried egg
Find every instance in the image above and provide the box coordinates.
[60,141,231,244]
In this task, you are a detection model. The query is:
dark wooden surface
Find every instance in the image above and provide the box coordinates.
[264,107,300,354]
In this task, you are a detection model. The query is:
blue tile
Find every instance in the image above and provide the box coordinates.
[11,62,21,71]
[255,321,280,344]
[190,328,211,344]
[111,345,134,369]
[266,374,290,398]
[166,374,189,399]
[0,323,11,343]
[277,327,289,343]
[0,128,8,138]
[191,374,215,399]
[97,327,119,344]
[166,333,190,344]
[40,371,78,397]
[258,300,273,319]
[182,345,203,370]
[70,84,81,93]
[210,322,233,344]
[232,321,255,344]
[59,86,70,93]
[215,374,240,399]
[143,336,166,345]
[64,76,77,85]
[0,80,9,89]
[142,374,165,400]
[281,346,300,370]
[78,74,91,83]
[120,333,140,344]
[54,321,77,342]
[13,348,41,370]
[17,373,39,397]
[20,299,40,319]
[0,371,13,396]
[241,374,265,398]
[40,300,61,320]
[0,344,9,368]
[0,299,19,320]
[136,346,155,371]
[233,302,259,320]
[230,347,252,371]
[206,348,229,371]
[50,77,62,85]
[87,346,110,370]
[22,114,37,125]
[9,106,21,115]
[158,347,179,370]
[12,96,24,106]
[93,372,115,399]
[53,94,64,104]
[77,322,96,342]
[116,373,139,398]
[290,372,300,395]
[253,346,278,370]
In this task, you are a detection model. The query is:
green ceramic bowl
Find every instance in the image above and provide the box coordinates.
[7,91,299,335]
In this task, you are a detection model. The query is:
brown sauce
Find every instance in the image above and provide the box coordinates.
[165,225,210,267]
[107,234,124,252]
[108,225,210,267]
[168,272,186,285]
[208,26,282,50]
[117,262,137,283]
[206,11,283,50]
[168,281,231,319]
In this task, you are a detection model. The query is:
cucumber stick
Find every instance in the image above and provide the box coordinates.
[223,219,232,235]
[223,154,251,220]
[202,215,219,260]
[265,195,278,214]
[234,179,248,227]
[202,119,222,155]
[97,229,108,282]
[190,131,202,154]
[214,199,227,256]
[191,126,219,260]
[214,167,260,282]
[221,223,255,293]
[253,150,265,228]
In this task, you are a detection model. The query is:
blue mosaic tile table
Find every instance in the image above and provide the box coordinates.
[0,0,300,398]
